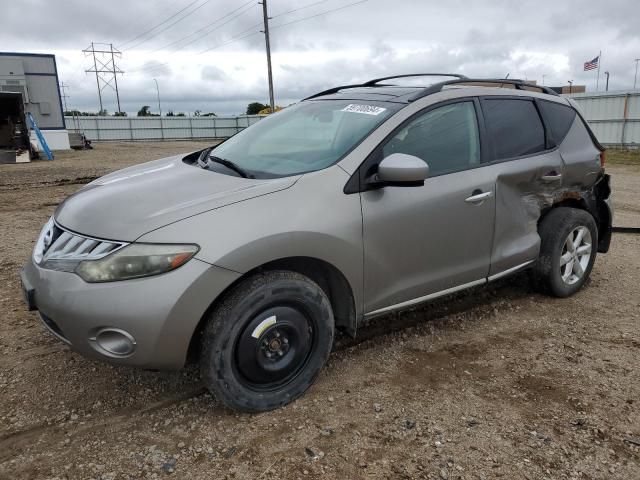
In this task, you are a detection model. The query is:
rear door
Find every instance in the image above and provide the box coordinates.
[480,96,566,276]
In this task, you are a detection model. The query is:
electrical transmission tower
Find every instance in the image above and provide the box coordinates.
[83,42,124,114]
[59,82,70,112]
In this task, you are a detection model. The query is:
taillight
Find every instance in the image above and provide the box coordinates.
[599,151,606,168]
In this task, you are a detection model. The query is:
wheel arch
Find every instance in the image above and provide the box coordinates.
[186,256,357,363]
[539,182,611,253]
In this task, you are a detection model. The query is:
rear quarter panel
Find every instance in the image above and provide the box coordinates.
[558,116,603,189]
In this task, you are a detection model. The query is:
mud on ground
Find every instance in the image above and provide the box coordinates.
[0,142,639,479]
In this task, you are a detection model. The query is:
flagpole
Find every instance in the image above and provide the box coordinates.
[596,50,601,92]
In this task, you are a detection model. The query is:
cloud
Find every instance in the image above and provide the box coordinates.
[1,0,638,114]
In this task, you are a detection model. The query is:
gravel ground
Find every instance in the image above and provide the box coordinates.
[0,142,638,480]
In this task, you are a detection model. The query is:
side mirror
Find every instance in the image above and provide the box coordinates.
[374,153,429,186]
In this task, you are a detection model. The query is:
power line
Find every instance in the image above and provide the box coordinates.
[270,0,332,19]
[124,0,216,51]
[270,0,369,30]
[133,0,369,75]
[118,0,203,49]
[148,0,256,55]
[129,0,349,71]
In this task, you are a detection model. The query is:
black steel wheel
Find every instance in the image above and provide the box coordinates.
[200,271,334,412]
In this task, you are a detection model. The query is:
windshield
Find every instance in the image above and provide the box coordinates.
[209,100,398,178]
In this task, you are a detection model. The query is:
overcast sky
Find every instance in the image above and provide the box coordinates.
[1,0,639,115]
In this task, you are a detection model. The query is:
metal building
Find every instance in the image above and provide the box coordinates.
[0,52,70,151]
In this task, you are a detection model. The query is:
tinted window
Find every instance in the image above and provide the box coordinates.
[483,99,545,159]
[539,100,576,144]
[382,101,480,176]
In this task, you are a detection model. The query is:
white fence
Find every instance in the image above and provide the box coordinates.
[66,92,640,146]
[64,115,264,141]
[568,90,640,146]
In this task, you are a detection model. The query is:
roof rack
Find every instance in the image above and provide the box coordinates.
[303,74,558,101]
[361,73,468,86]
[408,78,559,100]
[303,73,467,100]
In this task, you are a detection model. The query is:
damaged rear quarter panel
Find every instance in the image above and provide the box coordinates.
[489,149,565,276]
[489,115,607,276]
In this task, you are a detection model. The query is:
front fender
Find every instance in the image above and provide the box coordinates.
[137,166,364,319]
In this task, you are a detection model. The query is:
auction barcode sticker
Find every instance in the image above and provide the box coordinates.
[341,104,387,115]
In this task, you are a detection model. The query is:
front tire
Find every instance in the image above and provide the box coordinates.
[200,271,334,412]
[533,207,598,297]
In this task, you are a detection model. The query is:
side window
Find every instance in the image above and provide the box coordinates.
[482,99,546,160]
[382,101,480,176]
[538,100,577,144]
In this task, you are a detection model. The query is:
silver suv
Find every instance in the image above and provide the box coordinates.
[21,74,612,412]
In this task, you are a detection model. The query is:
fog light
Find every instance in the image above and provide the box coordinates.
[91,328,136,357]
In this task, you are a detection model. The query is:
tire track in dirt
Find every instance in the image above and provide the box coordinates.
[0,276,531,463]
[0,386,207,463]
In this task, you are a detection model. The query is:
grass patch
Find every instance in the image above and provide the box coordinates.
[606,148,640,166]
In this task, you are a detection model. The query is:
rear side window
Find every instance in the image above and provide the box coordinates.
[538,100,577,144]
[482,99,546,160]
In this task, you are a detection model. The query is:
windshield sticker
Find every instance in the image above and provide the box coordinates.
[341,104,387,116]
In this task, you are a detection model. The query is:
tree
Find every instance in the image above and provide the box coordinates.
[176,112,186,117]
[194,110,202,117]
[113,111,127,116]
[201,112,216,117]
[166,110,175,117]
[258,105,283,115]
[137,105,152,117]
[98,109,108,116]
[246,102,268,115]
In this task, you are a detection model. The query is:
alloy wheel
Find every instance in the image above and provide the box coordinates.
[559,226,592,285]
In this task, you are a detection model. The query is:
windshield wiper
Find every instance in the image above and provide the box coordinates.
[207,155,252,178]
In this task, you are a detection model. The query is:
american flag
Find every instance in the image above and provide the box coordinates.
[584,56,599,71]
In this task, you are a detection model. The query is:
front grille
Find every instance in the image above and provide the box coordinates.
[35,219,127,272]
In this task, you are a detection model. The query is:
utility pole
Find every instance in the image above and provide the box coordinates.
[568,80,573,94]
[153,79,162,116]
[635,59,640,90]
[59,81,70,112]
[83,42,124,114]
[260,0,275,112]
[604,71,610,92]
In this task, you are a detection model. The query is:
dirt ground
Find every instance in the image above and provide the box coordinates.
[0,142,638,480]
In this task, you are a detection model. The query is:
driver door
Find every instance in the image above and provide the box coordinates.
[361,99,496,315]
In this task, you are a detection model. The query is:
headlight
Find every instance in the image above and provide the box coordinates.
[75,243,199,283]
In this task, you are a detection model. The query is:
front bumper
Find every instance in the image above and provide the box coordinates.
[21,256,240,370]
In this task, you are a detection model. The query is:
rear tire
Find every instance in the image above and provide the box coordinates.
[200,270,334,412]
[532,207,598,297]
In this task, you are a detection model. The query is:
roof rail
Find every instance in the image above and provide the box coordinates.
[303,75,559,102]
[409,78,559,101]
[303,83,366,101]
[303,73,468,101]
[362,73,468,86]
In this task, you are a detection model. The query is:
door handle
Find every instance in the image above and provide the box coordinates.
[464,190,493,203]
[541,172,562,182]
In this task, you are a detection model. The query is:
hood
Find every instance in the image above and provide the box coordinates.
[55,154,298,241]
